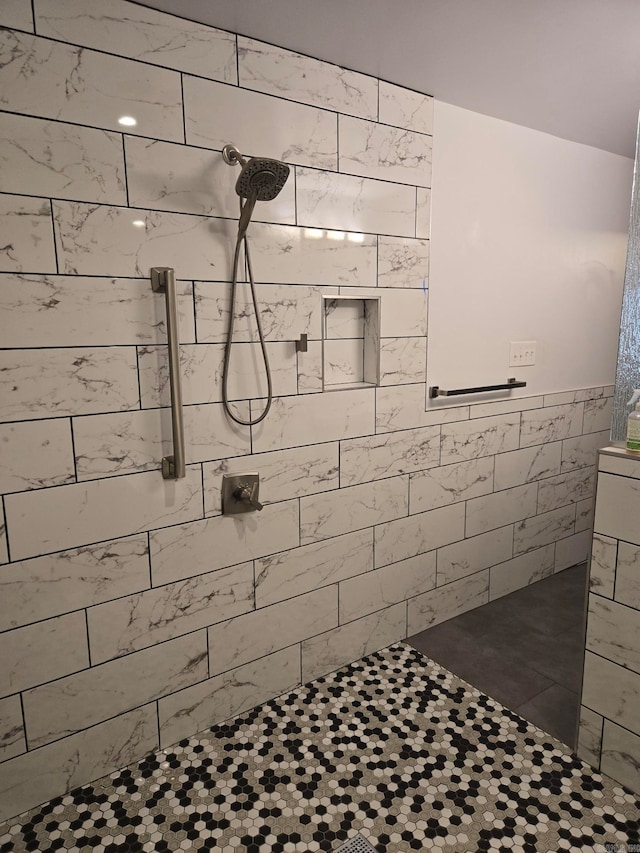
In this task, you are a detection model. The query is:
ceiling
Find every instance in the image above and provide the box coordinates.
[137,0,640,159]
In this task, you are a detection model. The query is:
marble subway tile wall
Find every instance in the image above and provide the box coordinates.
[578,450,640,795]
[0,0,609,822]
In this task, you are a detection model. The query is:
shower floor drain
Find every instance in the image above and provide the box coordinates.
[333,832,378,852]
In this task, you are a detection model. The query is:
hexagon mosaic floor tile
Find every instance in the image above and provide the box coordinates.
[1,642,639,852]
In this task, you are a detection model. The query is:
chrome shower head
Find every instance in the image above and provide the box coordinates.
[222,144,290,201]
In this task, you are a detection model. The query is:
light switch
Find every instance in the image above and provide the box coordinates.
[509,341,536,367]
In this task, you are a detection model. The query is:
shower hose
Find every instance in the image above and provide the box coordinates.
[221,194,273,426]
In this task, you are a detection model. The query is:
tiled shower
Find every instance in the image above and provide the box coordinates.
[0,0,615,825]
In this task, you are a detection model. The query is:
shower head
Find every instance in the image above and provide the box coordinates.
[222,144,290,201]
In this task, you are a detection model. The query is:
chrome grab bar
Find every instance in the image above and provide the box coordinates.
[150,267,186,479]
[429,378,527,398]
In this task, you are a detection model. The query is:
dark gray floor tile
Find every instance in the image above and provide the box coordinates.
[466,616,586,692]
[410,621,554,710]
[515,683,580,747]
[494,589,583,637]
[525,626,586,693]
[407,561,588,749]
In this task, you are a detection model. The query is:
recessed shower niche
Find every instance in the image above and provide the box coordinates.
[322,296,381,390]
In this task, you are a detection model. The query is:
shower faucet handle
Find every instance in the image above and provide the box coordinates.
[233,481,263,511]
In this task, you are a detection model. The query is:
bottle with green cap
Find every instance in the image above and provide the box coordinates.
[627,389,640,453]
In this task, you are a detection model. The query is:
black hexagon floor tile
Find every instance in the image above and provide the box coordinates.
[1,642,638,852]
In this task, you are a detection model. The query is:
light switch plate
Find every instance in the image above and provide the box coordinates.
[509,340,536,367]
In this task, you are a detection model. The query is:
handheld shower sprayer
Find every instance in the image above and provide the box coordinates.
[221,145,290,426]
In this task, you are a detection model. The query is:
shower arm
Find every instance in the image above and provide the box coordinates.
[222,144,246,168]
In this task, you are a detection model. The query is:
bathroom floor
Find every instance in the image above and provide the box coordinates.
[1,641,638,853]
[408,564,588,748]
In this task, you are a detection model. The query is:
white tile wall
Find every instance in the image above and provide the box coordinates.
[339,552,436,623]
[581,651,640,735]
[0,0,608,821]
[238,222,377,286]
[379,82,433,134]
[586,594,640,674]
[598,450,640,479]
[23,631,208,748]
[466,484,538,538]
[35,0,237,82]
[255,529,373,607]
[74,403,251,480]
[0,536,150,631]
[0,347,139,422]
[616,541,640,608]
[0,30,184,142]
[300,476,408,544]
[513,505,575,555]
[409,456,494,513]
[379,337,427,385]
[600,721,640,793]
[582,396,613,433]
[0,706,158,823]
[0,524,7,566]
[301,604,406,682]
[589,534,617,599]
[0,419,75,493]
[0,694,25,763]
[338,116,432,186]
[149,501,299,586]
[53,202,235,279]
[493,443,562,491]
[158,645,300,749]
[376,384,468,433]
[184,76,337,171]
[594,472,640,546]
[296,167,416,237]
[5,467,204,560]
[87,562,255,663]
[207,587,338,676]
[489,545,555,599]
[0,612,89,697]
[554,529,591,571]
[416,187,431,238]
[575,497,595,533]
[125,136,296,222]
[251,389,375,453]
[0,195,56,273]
[436,526,513,586]
[536,466,595,513]
[203,443,338,514]
[1,0,33,31]
[407,571,489,634]
[578,452,640,795]
[0,275,196,349]
[340,426,440,487]
[0,114,126,204]
[441,414,520,464]
[520,403,584,448]
[577,706,603,769]
[561,430,610,472]
[375,504,466,568]
[137,341,296,408]
[377,236,430,289]
[195,282,330,344]
[470,397,544,420]
[237,36,377,119]
[350,288,428,338]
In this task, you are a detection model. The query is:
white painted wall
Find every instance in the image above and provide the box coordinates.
[428,101,633,401]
